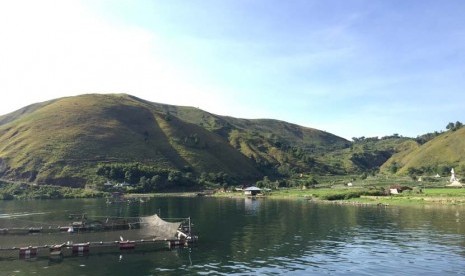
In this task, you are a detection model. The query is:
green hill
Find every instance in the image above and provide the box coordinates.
[380,127,465,176]
[0,94,261,187]
[1,93,461,190]
[138,99,352,175]
[0,94,349,188]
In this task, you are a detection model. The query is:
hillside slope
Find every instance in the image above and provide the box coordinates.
[381,127,465,175]
[4,93,457,188]
[0,93,353,188]
[135,101,351,175]
[0,94,261,187]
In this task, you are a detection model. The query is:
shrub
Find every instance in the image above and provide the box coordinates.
[0,193,14,200]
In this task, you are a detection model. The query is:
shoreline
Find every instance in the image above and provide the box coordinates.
[203,188,465,207]
[2,186,465,207]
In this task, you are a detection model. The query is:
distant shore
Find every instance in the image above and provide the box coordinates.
[2,178,465,206]
[199,187,465,207]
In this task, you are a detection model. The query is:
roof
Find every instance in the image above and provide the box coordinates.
[244,186,261,191]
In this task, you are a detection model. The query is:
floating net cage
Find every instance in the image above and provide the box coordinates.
[139,214,182,239]
[0,214,196,259]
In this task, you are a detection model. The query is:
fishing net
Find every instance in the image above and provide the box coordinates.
[139,214,181,239]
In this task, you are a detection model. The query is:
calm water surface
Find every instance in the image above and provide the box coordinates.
[1,197,465,275]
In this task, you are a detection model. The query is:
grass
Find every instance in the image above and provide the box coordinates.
[0,181,106,200]
[211,174,465,207]
[393,128,465,175]
[1,93,464,194]
[214,187,465,206]
[421,188,465,196]
[0,94,263,186]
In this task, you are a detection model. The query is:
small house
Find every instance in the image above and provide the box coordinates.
[389,184,412,195]
[104,180,113,187]
[244,186,261,196]
[115,182,131,188]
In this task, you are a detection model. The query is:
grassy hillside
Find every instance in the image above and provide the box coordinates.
[139,101,352,176]
[0,94,354,188]
[316,135,414,175]
[381,127,465,176]
[0,94,260,187]
[1,93,461,190]
[0,100,55,126]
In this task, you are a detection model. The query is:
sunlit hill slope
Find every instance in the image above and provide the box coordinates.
[1,93,461,189]
[0,94,349,187]
[381,127,465,175]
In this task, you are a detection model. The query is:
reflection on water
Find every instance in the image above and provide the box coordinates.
[0,212,49,219]
[1,198,465,275]
[244,198,261,215]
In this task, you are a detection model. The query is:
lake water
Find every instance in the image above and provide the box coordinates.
[1,197,465,275]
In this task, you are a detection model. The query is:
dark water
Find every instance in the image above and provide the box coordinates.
[1,197,465,275]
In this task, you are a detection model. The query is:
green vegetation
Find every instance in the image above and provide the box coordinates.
[95,162,236,192]
[264,187,384,200]
[446,121,463,131]
[218,176,465,206]
[0,93,464,202]
[0,94,260,187]
[382,126,465,175]
[0,180,105,200]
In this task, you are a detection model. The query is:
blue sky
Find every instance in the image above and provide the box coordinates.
[1,0,464,139]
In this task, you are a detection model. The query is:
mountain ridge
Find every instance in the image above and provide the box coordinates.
[0,94,348,187]
[0,93,463,188]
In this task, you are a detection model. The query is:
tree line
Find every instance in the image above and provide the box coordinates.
[96,163,237,192]
[446,121,463,131]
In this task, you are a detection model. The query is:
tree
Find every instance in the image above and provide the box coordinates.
[446,122,455,131]
[389,162,399,174]
[256,176,274,189]
[124,170,134,183]
[139,176,148,191]
[446,121,463,131]
[150,175,162,191]
[109,168,124,182]
[168,171,181,183]
[303,176,318,189]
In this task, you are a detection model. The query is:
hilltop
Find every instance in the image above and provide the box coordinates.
[0,93,463,190]
[381,126,465,176]
[0,94,348,188]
